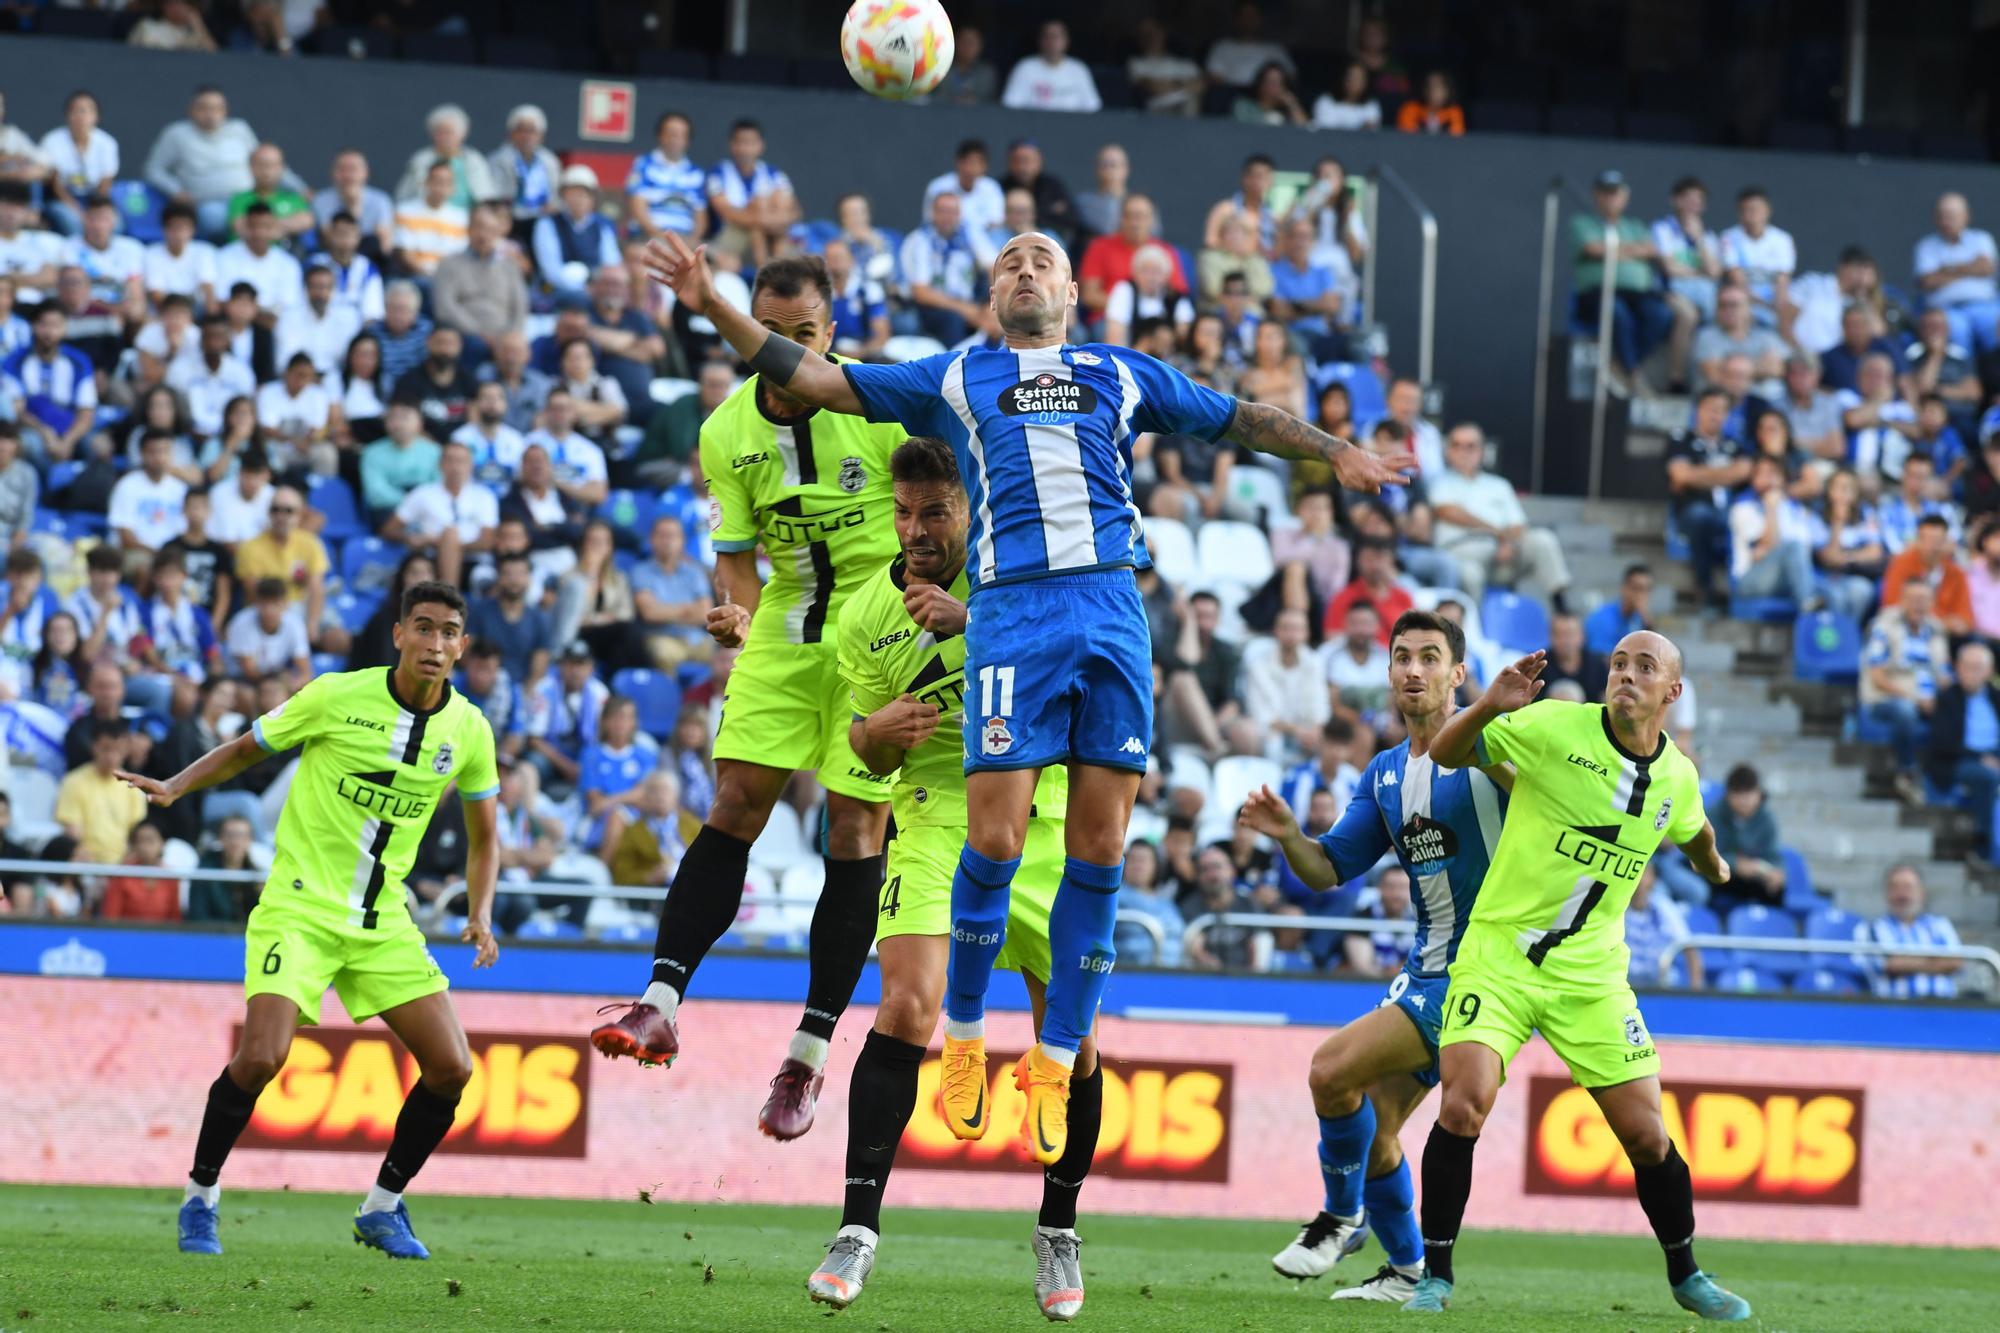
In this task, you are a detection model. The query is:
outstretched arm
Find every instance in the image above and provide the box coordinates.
[1431,651,1547,770]
[1238,785,1341,890]
[1224,399,1416,494]
[641,233,863,415]
[116,732,268,808]
[1675,819,1731,886]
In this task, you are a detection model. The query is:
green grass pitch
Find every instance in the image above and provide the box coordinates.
[3,1184,1994,1331]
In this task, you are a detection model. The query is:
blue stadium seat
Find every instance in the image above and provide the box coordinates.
[340,536,406,593]
[1727,903,1803,980]
[330,590,384,634]
[611,548,642,576]
[310,651,345,677]
[310,475,367,547]
[1805,906,1870,986]
[1481,590,1551,653]
[595,922,653,943]
[675,661,712,695]
[1793,966,1863,995]
[1715,963,1789,993]
[1728,578,1798,624]
[1313,361,1387,424]
[1679,903,1728,981]
[611,667,682,738]
[1851,705,1929,750]
[109,180,165,244]
[1792,609,1862,684]
[516,918,585,940]
[1663,509,1690,562]
[1778,846,1824,916]
[797,220,842,254]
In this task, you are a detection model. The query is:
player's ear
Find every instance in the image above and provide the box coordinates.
[1450,662,1466,689]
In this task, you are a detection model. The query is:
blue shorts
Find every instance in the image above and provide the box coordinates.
[1378,965,1448,1088]
[962,570,1153,775]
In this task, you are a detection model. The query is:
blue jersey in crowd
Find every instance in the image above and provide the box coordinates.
[1315,741,1506,977]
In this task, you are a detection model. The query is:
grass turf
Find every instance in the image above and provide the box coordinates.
[2,1184,1995,1331]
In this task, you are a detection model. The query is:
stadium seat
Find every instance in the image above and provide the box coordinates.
[597,489,657,535]
[1792,609,1862,685]
[1715,963,1788,993]
[1468,100,1546,135]
[4,765,60,847]
[1212,756,1282,818]
[1728,578,1797,624]
[1195,520,1274,586]
[610,668,681,739]
[516,917,585,940]
[1226,462,1292,530]
[650,377,699,407]
[1191,576,1252,644]
[593,922,653,944]
[1481,590,1550,654]
[1778,846,1825,915]
[109,180,165,243]
[1678,903,1728,981]
[310,651,345,678]
[340,536,407,593]
[749,801,809,872]
[880,334,947,363]
[1141,516,1198,586]
[675,661,712,695]
[309,475,367,546]
[1311,362,1386,424]
[1727,903,1803,980]
[1794,967,1863,995]
[1805,906,1871,986]
[1165,747,1213,806]
[330,590,383,634]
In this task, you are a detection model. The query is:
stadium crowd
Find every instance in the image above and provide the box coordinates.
[0,55,1982,997]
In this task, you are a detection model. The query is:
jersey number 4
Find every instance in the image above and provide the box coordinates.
[880,874,901,919]
[977,665,1016,716]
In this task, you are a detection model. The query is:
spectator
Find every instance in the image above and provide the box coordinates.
[1429,422,1573,606]
[1882,512,1973,638]
[609,770,690,888]
[50,263,121,376]
[1913,192,2000,356]
[1205,0,1293,87]
[99,820,183,922]
[214,202,302,319]
[578,695,659,859]
[1280,716,1362,823]
[4,301,97,464]
[1651,177,1724,342]
[129,0,218,52]
[899,191,984,345]
[1234,320,1307,422]
[1666,387,1752,608]
[274,262,360,382]
[199,384,264,486]
[1073,144,1130,239]
[1181,846,1268,971]
[457,639,527,764]
[1544,612,1608,701]
[232,483,327,635]
[477,330,552,434]
[1586,563,1653,655]
[380,438,495,587]
[582,266,663,413]
[56,723,147,866]
[1128,20,1204,118]
[1927,640,2000,846]
[1197,212,1273,307]
[1899,307,1983,424]
[1879,453,1960,559]
[1839,350,1918,482]
[311,209,385,321]
[227,143,312,242]
[1383,375,1446,478]
[392,160,470,279]
[164,489,233,620]
[1113,841,1186,967]
[141,87,258,240]
[1002,20,1101,113]
[1625,863,1700,989]
[255,353,332,470]
[1078,194,1186,320]
[62,658,133,771]
[1320,598,1391,716]
[396,103,499,208]
[1270,487,1350,618]
[203,444,272,544]
[704,119,797,271]
[1706,764,1786,912]
[1161,589,1241,757]
[518,395,609,511]
[393,324,476,442]
[1862,577,1950,798]
[1295,154,1370,280]
[223,576,310,684]
[822,238,888,359]
[487,104,560,240]
[0,94,46,192]
[1242,606,1330,755]
[364,280,433,385]
[345,551,435,669]
[1176,310,1239,392]
[533,165,621,293]
[360,400,442,519]
[669,705,715,821]
[554,519,647,672]
[1395,70,1465,135]
[0,184,63,295]
[1268,216,1346,342]
[1570,170,1670,389]
[311,148,395,256]
[1808,466,1886,623]
[631,516,714,670]
[1720,186,1796,328]
[434,203,528,346]
[1000,139,1076,248]
[1728,454,1819,608]
[527,640,607,788]
[1781,353,1847,468]
[0,546,58,664]
[1966,520,2000,642]
[555,338,628,445]
[0,423,35,548]
[1234,61,1308,127]
[834,191,898,292]
[1695,285,1787,399]
[1324,535,1414,647]
[1867,864,1963,998]
[186,813,258,922]
[1312,60,1384,131]
[1819,303,1901,395]
[109,429,189,557]
[1790,246,1889,356]
[933,24,998,106]
[920,139,1004,266]
[39,91,117,240]
[69,544,147,676]
[1341,868,1414,979]
[453,379,528,493]
[1910,394,1970,495]
[142,203,217,311]
[144,547,220,683]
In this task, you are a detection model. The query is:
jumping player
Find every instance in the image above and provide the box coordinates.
[1240,609,1507,1305]
[643,226,1413,1163]
[807,437,1099,1322]
[1406,634,1751,1320]
[590,256,907,1141]
[119,581,501,1261]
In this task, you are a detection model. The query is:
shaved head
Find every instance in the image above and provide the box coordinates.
[1616,629,1683,682]
[990,231,1076,340]
[993,231,1071,281]
[1606,629,1685,745]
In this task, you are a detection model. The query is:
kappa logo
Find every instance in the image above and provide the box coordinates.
[1408,993,1426,1010]
[838,455,868,494]
[981,715,1014,756]
[1654,796,1673,832]
[1381,770,1397,787]
[1118,736,1146,755]
[433,741,454,776]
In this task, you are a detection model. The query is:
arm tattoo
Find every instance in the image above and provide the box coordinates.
[747,331,808,386]
[1225,399,1353,462]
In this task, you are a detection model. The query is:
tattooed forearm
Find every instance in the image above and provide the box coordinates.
[1225,400,1353,463]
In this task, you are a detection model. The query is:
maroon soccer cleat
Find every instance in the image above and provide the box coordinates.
[589,1002,679,1067]
[757,1058,825,1140]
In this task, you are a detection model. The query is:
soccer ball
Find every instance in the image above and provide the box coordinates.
[841,0,955,100]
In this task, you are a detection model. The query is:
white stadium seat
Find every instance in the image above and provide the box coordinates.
[750,801,810,871]
[5,765,59,847]
[1211,755,1282,818]
[1141,516,1198,586]
[1164,747,1213,807]
[1227,463,1294,530]
[1193,577,1253,644]
[880,334,948,363]
[1196,520,1275,586]
[649,377,698,406]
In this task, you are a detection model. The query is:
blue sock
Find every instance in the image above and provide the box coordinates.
[944,843,1017,1028]
[1039,857,1123,1055]
[1364,1155,1423,1268]
[1317,1099,1375,1220]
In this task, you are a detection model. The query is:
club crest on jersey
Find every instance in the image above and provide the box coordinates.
[433,741,454,776]
[1069,350,1103,366]
[1654,796,1672,831]
[708,497,723,532]
[839,456,867,494]
[1624,1013,1648,1047]
[981,715,1013,756]
[1000,374,1098,417]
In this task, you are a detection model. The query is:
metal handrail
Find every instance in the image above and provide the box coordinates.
[1532,177,1621,499]
[1664,934,2000,989]
[1361,164,1439,385]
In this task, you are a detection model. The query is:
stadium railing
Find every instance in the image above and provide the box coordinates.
[1530,175,1621,496]
[1360,163,1439,387]
[1661,934,2000,989]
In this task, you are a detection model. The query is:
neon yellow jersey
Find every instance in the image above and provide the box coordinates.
[837,557,1067,831]
[1470,700,1705,982]
[252,667,500,929]
[699,359,904,646]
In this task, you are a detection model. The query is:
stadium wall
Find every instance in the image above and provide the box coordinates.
[7,932,1999,1247]
[5,38,1997,484]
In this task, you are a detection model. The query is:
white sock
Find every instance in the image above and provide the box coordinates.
[1035,1224,1077,1238]
[183,1179,219,1210]
[944,1018,984,1042]
[788,1030,830,1070]
[835,1222,879,1248]
[1333,1210,1363,1228]
[641,979,681,1022]
[1038,1043,1077,1070]
[361,1184,402,1216]
[1392,1261,1424,1278]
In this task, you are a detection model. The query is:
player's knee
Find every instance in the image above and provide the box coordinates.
[705,785,772,842]
[1307,1047,1364,1107]
[1439,1084,1493,1136]
[824,802,888,860]
[873,989,938,1045]
[423,1051,475,1096]
[1618,1120,1671,1167]
[966,823,1026,864]
[231,1049,285,1091]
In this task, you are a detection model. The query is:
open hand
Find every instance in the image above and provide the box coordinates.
[641,232,716,317]
[902,582,966,635]
[1237,785,1301,840]
[114,769,178,809]
[1332,441,1418,494]
[1483,650,1548,713]
[462,915,499,968]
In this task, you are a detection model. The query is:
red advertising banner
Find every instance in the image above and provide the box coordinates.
[4,978,1997,1248]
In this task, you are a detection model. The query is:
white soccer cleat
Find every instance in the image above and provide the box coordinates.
[1032,1225,1085,1322]
[806,1227,876,1309]
[1332,1262,1423,1303]
[1271,1210,1367,1279]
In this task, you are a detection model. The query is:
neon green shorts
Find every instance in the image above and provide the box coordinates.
[876,818,1064,982]
[1438,924,1660,1089]
[244,901,447,1026]
[713,637,894,804]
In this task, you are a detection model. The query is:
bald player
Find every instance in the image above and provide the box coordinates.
[1402,632,1752,1321]
[644,226,1414,1162]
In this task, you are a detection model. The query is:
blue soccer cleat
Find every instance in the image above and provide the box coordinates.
[353,1201,430,1259]
[1401,1272,1453,1312]
[177,1197,222,1255]
[1673,1271,1751,1321]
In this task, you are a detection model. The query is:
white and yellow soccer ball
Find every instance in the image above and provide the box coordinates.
[841,0,955,100]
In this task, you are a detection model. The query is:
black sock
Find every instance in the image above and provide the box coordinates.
[798,854,884,1043]
[1038,1062,1104,1230]
[649,825,755,996]
[375,1082,462,1194]
[1632,1143,1700,1285]
[1419,1124,1478,1285]
[189,1067,259,1188]
[840,1028,924,1234]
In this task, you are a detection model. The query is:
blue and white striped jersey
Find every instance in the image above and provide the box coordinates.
[843,343,1237,590]
[1314,741,1507,977]
[1865,912,1962,998]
